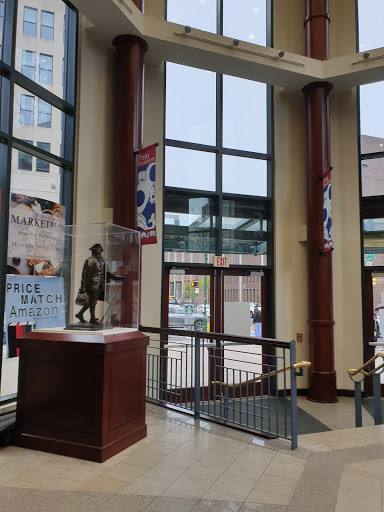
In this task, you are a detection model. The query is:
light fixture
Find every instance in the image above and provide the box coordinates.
[232,39,240,47]
[184,25,192,34]
[278,50,285,58]
[248,34,255,40]
[363,52,370,60]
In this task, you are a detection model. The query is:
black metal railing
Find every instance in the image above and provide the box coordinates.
[141,326,309,450]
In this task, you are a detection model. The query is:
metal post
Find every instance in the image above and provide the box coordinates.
[194,334,201,419]
[354,380,363,428]
[372,374,382,425]
[203,252,208,331]
[290,341,298,450]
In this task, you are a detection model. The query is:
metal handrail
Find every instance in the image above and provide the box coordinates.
[348,353,384,379]
[348,353,384,428]
[212,361,311,389]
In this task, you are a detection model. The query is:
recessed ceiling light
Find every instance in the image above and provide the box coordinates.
[380,143,383,147]
[253,8,259,13]
[249,34,255,40]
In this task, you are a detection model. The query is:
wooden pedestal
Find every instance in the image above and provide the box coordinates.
[14,330,149,462]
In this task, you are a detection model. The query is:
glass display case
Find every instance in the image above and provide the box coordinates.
[5,222,140,334]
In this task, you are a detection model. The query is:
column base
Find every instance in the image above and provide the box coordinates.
[307,371,338,403]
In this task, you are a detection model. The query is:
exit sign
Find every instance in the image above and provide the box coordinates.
[213,256,230,268]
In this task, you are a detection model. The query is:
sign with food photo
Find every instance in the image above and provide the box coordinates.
[7,193,66,277]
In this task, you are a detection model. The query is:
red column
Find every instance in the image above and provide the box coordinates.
[112,35,148,229]
[303,0,337,402]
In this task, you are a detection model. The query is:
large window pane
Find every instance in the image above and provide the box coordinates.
[16,0,68,99]
[363,218,384,266]
[0,1,5,59]
[360,83,384,154]
[13,85,65,159]
[164,192,216,264]
[23,6,37,37]
[223,155,267,196]
[39,54,53,85]
[223,0,267,46]
[41,11,54,41]
[222,198,269,266]
[166,63,216,146]
[18,140,33,171]
[165,146,216,191]
[21,49,36,80]
[223,75,267,153]
[36,142,51,172]
[19,94,34,125]
[167,0,217,33]
[358,0,384,52]
[361,158,384,197]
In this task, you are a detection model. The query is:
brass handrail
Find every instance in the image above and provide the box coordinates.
[347,353,384,377]
[212,361,311,389]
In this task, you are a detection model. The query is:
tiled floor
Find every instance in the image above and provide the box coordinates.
[1,401,384,511]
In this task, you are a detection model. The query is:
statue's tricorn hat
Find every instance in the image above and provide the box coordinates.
[89,243,104,252]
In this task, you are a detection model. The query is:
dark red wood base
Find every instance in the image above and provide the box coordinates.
[307,370,338,403]
[14,330,149,462]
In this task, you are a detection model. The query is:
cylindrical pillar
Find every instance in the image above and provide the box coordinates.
[304,0,330,60]
[112,34,148,229]
[303,0,337,402]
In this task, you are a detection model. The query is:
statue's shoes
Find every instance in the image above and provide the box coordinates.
[75,313,85,323]
[90,318,100,325]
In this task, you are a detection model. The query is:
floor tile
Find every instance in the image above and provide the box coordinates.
[165,474,214,498]
[184,462,227,481]
[123,451,165,468]
[224,461,265,481]
[336,488,381,512]
[142,441,180,456]
[45,455,83,470]
[119,476,171,496]
[161,450,202,467]
[60,463,107,483]
[16,464,67,485]
[0,466,26,484]
[177,441,212,455]
[144,461,188,481]
[6,452,57,470]
[199,449,238,467]
[201,490,244,502]
[236,447,275,467]
[40,478,84,491]
[210,440,248,455]
[78,476,128,494]
[2,478,41,488]
[102,462,147,482]
[271,452,307,467]
[245,490,291,505]
[264,461,304,480]
[209,474,256,499]
[156,433,193,445]
[254,475,298,497]
[339,472,381,494]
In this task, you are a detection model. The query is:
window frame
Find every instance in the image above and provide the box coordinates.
[21,49,36,81]
[39,53,53,85]
[0,0,78,404]
[40,10,54,41]
[23,6,37,37]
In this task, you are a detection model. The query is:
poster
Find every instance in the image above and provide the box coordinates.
[7,193,65,276]
[137,144,157,245]
[323,169,332,252]
[5,275,65,329]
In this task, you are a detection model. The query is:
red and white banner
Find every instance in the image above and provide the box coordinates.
[323,169,332,252]
[136,144,157,245]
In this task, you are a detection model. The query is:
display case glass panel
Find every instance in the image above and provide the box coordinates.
[5,222,140,334]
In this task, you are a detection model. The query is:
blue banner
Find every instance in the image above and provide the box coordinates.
[137,144,157,245]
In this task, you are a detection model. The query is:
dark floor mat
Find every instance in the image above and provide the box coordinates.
[201,397,331,436]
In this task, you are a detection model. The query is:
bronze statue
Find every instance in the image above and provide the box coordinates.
[75,243,125,326]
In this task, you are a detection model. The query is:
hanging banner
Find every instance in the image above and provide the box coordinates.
[323,169,332,252]
[136,144,157,245]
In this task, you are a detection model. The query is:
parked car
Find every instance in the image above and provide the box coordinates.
[168,305,208,331]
